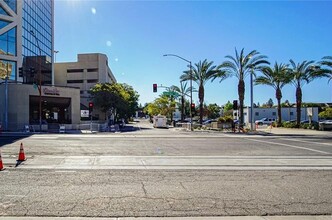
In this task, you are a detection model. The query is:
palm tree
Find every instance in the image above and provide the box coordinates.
[255,62,291,126]
[289,59,322,127]
[170,82,194,122]
[320,56,332,81]
[180,59,219,125]
[219,48,269,128]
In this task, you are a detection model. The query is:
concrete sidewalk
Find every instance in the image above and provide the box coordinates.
[255,127,332,137]
[0,215,331,219]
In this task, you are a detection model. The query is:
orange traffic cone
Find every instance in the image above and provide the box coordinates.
[17,143,26,161]
[0,151,5,171]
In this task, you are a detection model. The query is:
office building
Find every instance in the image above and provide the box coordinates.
[0,0,80,131]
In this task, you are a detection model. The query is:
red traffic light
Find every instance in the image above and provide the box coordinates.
[89,102,94,107]
[153,84,157,93]
[191,103,195,108]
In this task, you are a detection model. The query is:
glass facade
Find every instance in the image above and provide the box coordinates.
[22,0,53,85]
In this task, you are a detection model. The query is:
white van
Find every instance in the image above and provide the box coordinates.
[255,118,276,125]
[153,115,168,128]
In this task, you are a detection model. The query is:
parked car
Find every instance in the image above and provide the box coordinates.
[255,118,276,125]
[301,120,317,124]
[202,119,217,125]
[319,120,332,131]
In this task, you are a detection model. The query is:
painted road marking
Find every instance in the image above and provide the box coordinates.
[245,138,330,154]
[280,138,332,146]
[16,155,332,170]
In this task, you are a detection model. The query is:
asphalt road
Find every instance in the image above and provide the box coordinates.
[0,120,332,217]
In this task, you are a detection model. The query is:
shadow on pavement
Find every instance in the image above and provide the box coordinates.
[0,134,32,148]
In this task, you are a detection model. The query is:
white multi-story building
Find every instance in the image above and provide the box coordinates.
[234,107,319,125]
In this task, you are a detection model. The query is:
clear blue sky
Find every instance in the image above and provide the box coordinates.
[55,0,332,106]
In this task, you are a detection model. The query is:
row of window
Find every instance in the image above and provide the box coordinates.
[22,0,53,63]
[67,79,98,84]
[24,1,52,27]
[22,0,53,61]
[67,68,99,73]
[23,19,52,47]
[243,112,294,117]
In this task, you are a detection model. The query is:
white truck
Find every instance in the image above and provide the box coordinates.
[153,115,168,128]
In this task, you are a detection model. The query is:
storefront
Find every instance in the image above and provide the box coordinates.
[0,84,80,131]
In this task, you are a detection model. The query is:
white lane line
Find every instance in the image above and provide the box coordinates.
[5,195,26,197]
[54,170,77,173]
[245,138,330,155]
[280,138,332,146]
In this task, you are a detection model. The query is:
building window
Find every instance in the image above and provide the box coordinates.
[4,0,17,13]
[87,68,98,72]
[67,69,84,73]
[244,113,247,116]
[255,112,259,116]
[67,80,83,84]
[0,27,16,56]
[290,112,294,116]
[87,79,98,83]
[80,91,84,94]
[0,60,16,80]
[272,112,276,116]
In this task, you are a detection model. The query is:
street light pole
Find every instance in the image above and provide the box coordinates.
[163,54,193,130]
[250,68,254,131]
[53,50,59,86]
[30,30,42,132]
[4,69,8,131]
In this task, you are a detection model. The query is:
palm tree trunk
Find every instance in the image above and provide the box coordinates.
[199,85,204,126]
[296,86,302,128]
[181,96,185,122]
[238,79,245,128]
[276,88,282,127]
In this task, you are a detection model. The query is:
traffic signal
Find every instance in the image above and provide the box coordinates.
[191,103,195,111]
[88,102,94,112]
[19,67,23,77]
[233,100,238,110]
[30,68,35,77]
[153,84,157,93]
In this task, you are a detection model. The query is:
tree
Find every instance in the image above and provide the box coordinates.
[89,83,139,122]
[319,56,332,82]
[319,107,332,119]
[255,62,291,126]
[180,59,219,125]
[206,103,221,119]
[289,59,322,127]
[223,101,233,111]
[118,83,140,120]
[219,48,269,128]
[170,82,194,122]
[144,94,176,120]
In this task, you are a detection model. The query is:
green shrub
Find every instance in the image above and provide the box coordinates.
[217,115,233,123]
[282,121,297,128]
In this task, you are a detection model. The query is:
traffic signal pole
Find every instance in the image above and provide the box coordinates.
[89,102,94,132]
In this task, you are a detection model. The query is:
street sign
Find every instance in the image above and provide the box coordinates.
[81,110,90,118]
